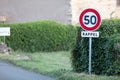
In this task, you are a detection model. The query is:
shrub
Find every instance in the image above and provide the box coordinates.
[71,19,120,75]
[0,20,77,52]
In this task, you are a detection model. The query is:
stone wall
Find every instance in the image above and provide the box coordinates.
[1,0,120,24]
[71,0,116,24]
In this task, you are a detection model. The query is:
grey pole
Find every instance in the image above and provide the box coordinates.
[4,36,5,43]
[89,37,92,74]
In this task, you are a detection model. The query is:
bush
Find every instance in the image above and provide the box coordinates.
[71,19,120,75]
[0,20,77,52]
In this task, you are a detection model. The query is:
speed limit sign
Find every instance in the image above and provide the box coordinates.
[79,8,101,74]
[79,8,101,31]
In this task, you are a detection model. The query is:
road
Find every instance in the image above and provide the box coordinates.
[0,61,55,80]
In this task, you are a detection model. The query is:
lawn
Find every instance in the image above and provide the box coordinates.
[0,51,119,80]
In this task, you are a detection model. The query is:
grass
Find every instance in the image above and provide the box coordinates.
[0,51,120,80]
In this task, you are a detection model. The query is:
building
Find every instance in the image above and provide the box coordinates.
[0,0,71,24]
[71,0,120,24]
[0,0,120,24]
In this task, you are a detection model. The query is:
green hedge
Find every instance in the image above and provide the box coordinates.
[72,19,120,75]
[0,20,77,52]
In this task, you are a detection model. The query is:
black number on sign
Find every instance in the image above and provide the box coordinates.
[90,15,96,25]
[84,15,96,25]
[84,15,89,25]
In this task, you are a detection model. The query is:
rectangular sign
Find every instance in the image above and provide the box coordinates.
[0,27,10,36]
[81,31,99,38]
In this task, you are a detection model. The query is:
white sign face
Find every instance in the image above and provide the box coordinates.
[81,31,99,38]
[0,27,10,36]
[83,12,97,28]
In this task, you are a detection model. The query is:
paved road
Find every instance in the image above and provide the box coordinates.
[0,61,55,80]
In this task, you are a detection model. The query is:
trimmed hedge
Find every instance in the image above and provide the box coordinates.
[72,19,120,75]
[0,20,77,52]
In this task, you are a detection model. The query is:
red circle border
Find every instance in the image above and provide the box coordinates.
[79,8,101,31]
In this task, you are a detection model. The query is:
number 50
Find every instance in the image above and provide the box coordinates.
[84,15,96,25]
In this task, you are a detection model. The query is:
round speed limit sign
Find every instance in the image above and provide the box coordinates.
[79,8,101,31]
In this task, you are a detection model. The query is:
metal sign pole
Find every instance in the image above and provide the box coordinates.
[89,37,92,74]
[4,36,6,43]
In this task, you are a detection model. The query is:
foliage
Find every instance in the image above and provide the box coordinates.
[0,51,119,80]
[71,19,120,75]
[0,20,77,52]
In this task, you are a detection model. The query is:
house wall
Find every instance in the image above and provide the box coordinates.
[0,0,70,24]
[1,0,119,24]
[71,0,116,24]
